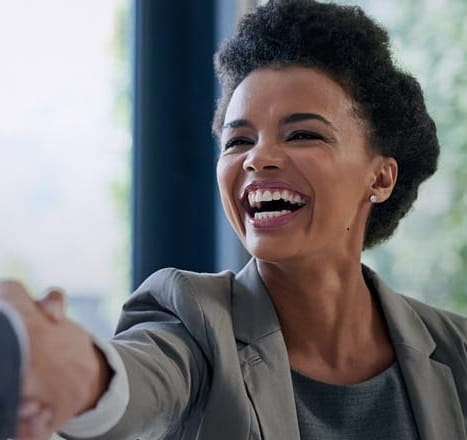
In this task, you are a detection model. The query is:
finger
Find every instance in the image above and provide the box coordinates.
[37,289,66,322]
[0,280,32,305]
[0,279,27,293]
[30,408,53,434]
[18,400,42,419]
[17,407,53,439]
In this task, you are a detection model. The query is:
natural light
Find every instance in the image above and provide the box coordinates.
[0,0,131,337]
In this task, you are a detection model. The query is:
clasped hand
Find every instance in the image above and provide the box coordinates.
[0,281,110,440]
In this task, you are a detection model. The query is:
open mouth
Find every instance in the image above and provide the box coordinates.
[242,188,307,220]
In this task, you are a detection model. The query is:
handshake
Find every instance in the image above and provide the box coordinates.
[0,281,112,440]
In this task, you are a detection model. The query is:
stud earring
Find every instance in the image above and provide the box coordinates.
[369,194,377,203]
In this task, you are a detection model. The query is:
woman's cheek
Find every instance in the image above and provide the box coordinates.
[216,158,244,229]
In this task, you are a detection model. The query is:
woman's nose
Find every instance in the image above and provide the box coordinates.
[242,142,286,172]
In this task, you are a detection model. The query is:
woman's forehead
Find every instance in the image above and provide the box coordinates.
[224,66,356,128]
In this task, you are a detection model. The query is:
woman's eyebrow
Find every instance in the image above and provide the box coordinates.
[282,112,337,131]
[222,113,337,131]
[222,119,253,130]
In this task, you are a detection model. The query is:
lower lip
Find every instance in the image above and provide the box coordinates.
[247,207,305,229]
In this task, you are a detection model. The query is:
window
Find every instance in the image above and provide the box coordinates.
[0,0,132,337]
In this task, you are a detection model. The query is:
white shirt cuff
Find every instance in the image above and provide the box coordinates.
[60,336,129,438]
[0,299,29,376]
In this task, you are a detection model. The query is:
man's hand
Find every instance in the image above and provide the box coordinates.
[0,281,112,439]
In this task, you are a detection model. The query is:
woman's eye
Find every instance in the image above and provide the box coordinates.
[224,137,254,150]
[287,131,325,142]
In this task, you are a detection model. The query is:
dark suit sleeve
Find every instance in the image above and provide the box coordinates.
[0,310,22,439]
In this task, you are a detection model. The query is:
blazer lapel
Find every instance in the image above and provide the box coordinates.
[364,266,467,440]
[396,348,466,440]
[233,259,301,440]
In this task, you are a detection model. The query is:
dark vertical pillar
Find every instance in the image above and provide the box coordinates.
[132,0,216,288]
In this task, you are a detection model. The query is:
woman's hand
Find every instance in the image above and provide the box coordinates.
[0,281,112,439]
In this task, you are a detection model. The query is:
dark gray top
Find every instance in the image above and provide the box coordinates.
[291,360,420,440]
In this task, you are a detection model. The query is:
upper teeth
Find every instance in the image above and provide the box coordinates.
[247,189,306,208]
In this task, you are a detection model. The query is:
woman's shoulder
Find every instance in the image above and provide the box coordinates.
[127,267,236,331]
[400,293,467,344]
[117,268,238,360]
[365,264,467,344]
[136,266,235,305]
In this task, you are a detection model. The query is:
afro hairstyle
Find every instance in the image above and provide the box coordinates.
[213,0,440,249]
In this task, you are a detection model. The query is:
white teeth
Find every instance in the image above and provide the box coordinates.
[263,190,272,201]
[247,188,306,206]
[254,192,262,203]
[254,210,292,220]
[272,191,281,200]
[293,194,302,204]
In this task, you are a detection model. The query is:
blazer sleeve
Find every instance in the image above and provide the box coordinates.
[0,309,22,439]
[66,268,211,440]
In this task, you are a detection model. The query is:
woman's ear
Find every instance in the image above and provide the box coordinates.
[370,157,398,203]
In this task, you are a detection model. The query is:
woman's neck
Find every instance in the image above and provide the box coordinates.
[257,256,393,373]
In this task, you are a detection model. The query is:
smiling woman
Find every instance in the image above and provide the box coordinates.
[6,1,467,439]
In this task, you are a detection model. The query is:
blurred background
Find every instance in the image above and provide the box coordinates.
[1,0,466,340]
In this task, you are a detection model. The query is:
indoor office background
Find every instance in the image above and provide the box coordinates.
[1,0,466,341]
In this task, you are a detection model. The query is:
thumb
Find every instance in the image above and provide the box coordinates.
[37,289,67,322]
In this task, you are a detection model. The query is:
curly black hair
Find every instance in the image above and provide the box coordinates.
[212,0,440,249]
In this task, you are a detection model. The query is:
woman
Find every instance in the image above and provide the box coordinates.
[16,0,467,439]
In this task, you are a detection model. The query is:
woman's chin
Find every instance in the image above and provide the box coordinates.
[244,239,301,263]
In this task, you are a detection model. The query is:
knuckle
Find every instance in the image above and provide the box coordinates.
[44,287,67,301]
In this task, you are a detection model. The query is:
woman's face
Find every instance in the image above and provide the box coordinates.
[216,66,385,263]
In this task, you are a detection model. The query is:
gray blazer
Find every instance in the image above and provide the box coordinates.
[88,259,467,440]
[0,310,21,439]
